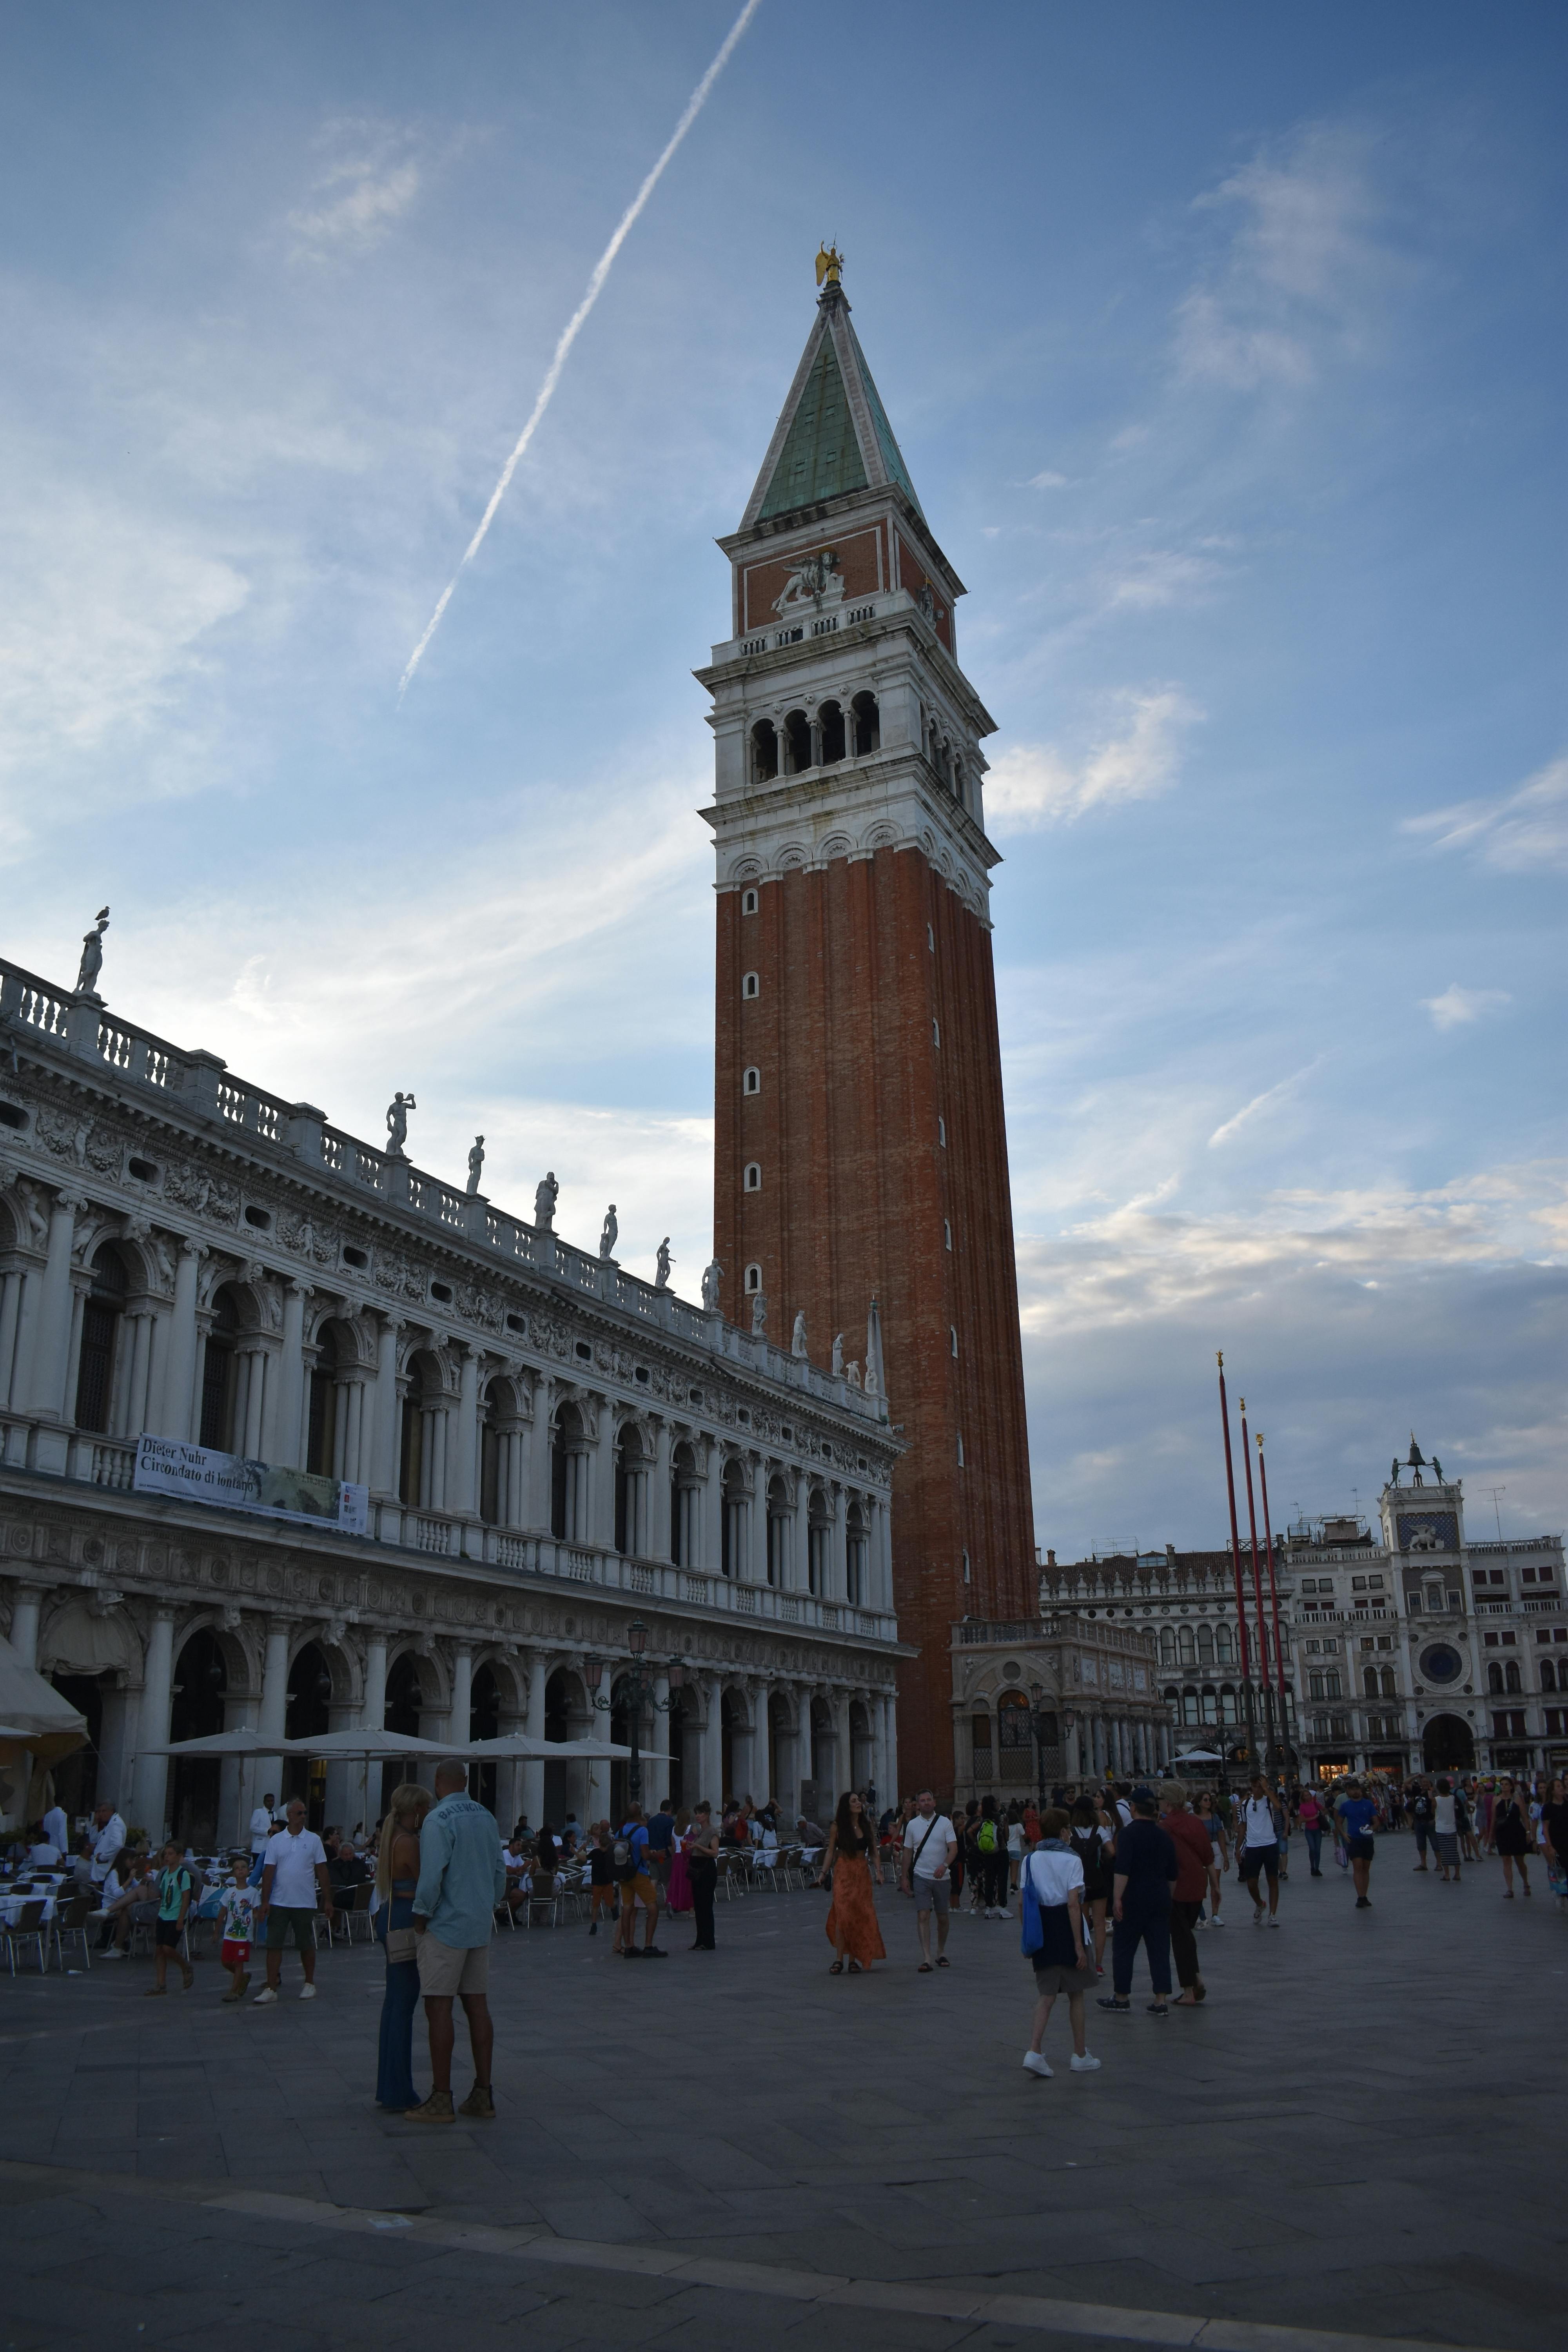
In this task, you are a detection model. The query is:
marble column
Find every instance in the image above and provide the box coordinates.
[256,1618,292,1807]
[650,1420,673,1561]
[156,1241,205,1441]
[699,1674,722,1809]
[131,1606,177,1839]
[749,1467,769,1587]
[450,1645,474,1754]
[829,1688,850,1801]
[7,1586,42,1670]
[264,1281,307,1465]
[369,1316,403,1499]
[704,1453,725,1575]
[520,1651,548,1829]
[528,1378,554,1531]
[25,1190,82,1420]
[451,1350,480,1521]
[749,1680,771,1808]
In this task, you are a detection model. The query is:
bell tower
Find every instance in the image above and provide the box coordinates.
[696,253,1037,1794]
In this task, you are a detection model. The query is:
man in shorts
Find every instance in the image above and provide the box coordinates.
[254,1798,335,2004]
[1238,1776,1283,1926]
[613,1805,665,1960]
[407,1760,508,2123]
[901,1790,958,1972]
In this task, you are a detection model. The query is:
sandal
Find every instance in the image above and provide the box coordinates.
[917,1961,933,1973]
[936,1955,950,1967]
[829,1960,844,1975]
[847,1959,862,1973]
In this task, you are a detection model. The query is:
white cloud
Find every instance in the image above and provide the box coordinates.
[1207,1061,1320,1149]
[1099,549,1224,611]
[1421,984,1511,1033]
[1028,470,1069,490]
[1173,125,1392,390]
[985,686,1201,831]
[1403,755,1568,876]
[287,120,426,259]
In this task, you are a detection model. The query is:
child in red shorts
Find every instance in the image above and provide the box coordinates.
[216,1855,258,2002]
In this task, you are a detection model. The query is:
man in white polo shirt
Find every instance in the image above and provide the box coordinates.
[254,1798,335,2004]
[89,1801,127,1887]
[900,1790,958,1973]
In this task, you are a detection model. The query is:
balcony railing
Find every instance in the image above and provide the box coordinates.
[0,1418,898,1642]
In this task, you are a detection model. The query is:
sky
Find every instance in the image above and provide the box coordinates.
[1,2,1563,1558]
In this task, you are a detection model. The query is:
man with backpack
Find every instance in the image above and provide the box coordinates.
[612,1806,665,1960]
[975,1796,1007,1918]
[900,1790,958,1972]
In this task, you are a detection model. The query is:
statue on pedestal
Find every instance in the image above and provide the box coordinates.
[74,907,110,997]
[655,1237,672,1290]
[599,1204,619,1261]
[831,1332,844,1376]
[466,1136,485,1195]
[846,1361,861,1388]
[534,1171,558,1231]
[385,1091,416,1157]
[791,1310,808,1358]
[750,1290,767,1337]
[701,1259,723,1312]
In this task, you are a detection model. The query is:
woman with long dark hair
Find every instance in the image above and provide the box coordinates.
[818,1791,886,1974]
[1494,1777,1532,1897]
[375,1782,433,2110]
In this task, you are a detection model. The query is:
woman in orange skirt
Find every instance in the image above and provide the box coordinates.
[819,1791,887,1973]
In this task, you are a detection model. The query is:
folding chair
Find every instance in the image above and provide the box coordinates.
[51,1892,95,1972]
[5,1899,50,1975]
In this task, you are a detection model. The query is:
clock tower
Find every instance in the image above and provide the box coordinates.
[696,255,1037,1793]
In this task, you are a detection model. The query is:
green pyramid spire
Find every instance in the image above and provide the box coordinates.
[743,274,926,530]
[755,336,868,521]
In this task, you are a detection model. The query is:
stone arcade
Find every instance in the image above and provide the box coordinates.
[0,950,904,1846]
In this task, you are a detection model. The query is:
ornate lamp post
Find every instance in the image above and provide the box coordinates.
[584,1621,685,1809]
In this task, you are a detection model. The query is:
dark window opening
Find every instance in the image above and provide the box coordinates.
[783,711,812,773]
[127,1154,156,1179]
[430,1281,452,1304]
[818,700,846,764]
[243,1204,270,1230]
[0,1103,26,1131]
[750,720,778,783]
[852,691,880,756]
[343,1245,368,1269]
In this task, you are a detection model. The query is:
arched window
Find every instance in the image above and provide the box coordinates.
[1197,1623,1214,1665]
[1504,1660,1521,1693]
[742,971,759,1000]
[614,1423,648,1557]
[744,1261,762,1293]
[741,886,759,915]
[1380,1666,1397,1699]
[846,1500,868,1606]
[670,1440,698,1568]
[74,1243,127,1434]
[1363,1666,1380,1698]
[1178,1625,1196,1667]
[551,1401,586,1542]
[818,699,846,764]
[851,690,879,756]
[743,1163,761,1192]
[766,1474,790,1588]
[1487,1662,1503,1694]
[199,1285,240,1451]
[720,1457,748,1578]
[1181,1688,1200,1726]
[1542,1660,1558,1693]
[750,720,778,783]
[783,710,812,773]
[1216,1622,1234,1662]
[808,1487,830,1597]
[742,1066,760,1095]
[1159,1628,1176,1666]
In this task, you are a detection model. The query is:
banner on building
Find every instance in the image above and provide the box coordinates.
[133,1436,369,1536]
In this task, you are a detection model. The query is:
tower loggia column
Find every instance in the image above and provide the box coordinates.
[24,1189,83,1420]
[131,1606,178,1840]
[155,1241,206,1441]
[255,1618,292,1817]
[521,1651,548,1829]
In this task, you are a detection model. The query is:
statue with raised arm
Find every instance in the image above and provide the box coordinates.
[750,1290,767,1337]
[534,1171,558,1231]
[655,1236,672,1290]
[1390,1458,1400,1488]
[74,907,109,997]
[1432,1456,1443,1483]
[831,1332,844,1376]
[385,1091,416,1157]
[701,1258,723,1312]
[466,1135,486,1196]
[599,1204,618,1261]
[791,1309,808,1359]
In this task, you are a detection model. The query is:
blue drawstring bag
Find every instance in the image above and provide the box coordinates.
[1019,1855,1044,1956]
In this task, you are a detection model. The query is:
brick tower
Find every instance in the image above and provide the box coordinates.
[697,253,1037,1797]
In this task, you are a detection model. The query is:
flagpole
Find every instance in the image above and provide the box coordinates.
[1238,1396,1280,1775]
[1217,1354,1258,1782]
[1256,1433,1292,1762]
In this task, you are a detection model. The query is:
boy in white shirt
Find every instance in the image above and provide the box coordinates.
[1021,1808,1101,2078]
[217,1852,259,2002]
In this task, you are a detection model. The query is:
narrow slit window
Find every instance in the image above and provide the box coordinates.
[742,1066,760,1095]
[938,1116,946,1146]
[742,971,760,1000]
[743,1163,762,1192]
[932,1018,940,1049]
[741,887,759,915]
[744,1262,762,1293]
[943,1218,952,1250]
[950,1326,958,1357]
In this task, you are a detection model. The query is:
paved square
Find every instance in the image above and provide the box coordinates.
[0,1837,1561,2352]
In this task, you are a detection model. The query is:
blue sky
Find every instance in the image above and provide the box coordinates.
[1,2,1563,1555]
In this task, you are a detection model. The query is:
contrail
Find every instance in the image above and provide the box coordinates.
[399,0,764,699]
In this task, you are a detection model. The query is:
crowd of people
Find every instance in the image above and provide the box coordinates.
[7,1759,1566,2114]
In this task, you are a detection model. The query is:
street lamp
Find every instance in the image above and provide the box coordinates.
[585,1622,685,1809]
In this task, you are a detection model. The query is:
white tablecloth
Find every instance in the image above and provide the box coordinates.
[0,1894,57,1927]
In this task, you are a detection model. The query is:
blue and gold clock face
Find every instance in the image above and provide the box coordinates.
[1419,1643,1463,1685]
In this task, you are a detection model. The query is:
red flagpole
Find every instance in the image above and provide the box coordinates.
[1216,1355,1258,1773]
[1256,1433,1288,1705]
[1238,1397,1272,1685]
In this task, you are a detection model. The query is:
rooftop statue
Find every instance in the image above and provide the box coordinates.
[385,1091,416,1157]
[599,1203,618,1261]
[815,242,843,289]
[750,1290,767,1337]
[534,1171,558,1231]
[74,907,110,997]
[655,1236,672,1290]
[791,1310,808,1358]
[701,1258,723,1312]
[831,1332,844,1376]
[466,1136,485,1196]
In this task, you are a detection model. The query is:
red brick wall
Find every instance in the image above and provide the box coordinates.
[713,847,1036,1795]
[741,525,885,632]
[893,534,953,651]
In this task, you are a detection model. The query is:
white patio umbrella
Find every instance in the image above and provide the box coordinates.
[1172,1749,1225,1765]
[133,1727,310,1757]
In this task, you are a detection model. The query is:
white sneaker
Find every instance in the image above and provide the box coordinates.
[299,1981,317,1998]
[1069,2052,1102,2073]
[252,1987,278,2006]
[1209,1916,1224,1928]
[1022,2050,1053,2077]
[100,1947,125,1961]
[1267,1917,1280,1929]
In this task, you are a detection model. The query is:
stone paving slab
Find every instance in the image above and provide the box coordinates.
[0,1835,1563,2349]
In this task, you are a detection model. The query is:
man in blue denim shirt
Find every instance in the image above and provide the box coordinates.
[407,1761,508,2124]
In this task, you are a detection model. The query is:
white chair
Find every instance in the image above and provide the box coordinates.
[5,1899,51,1974]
